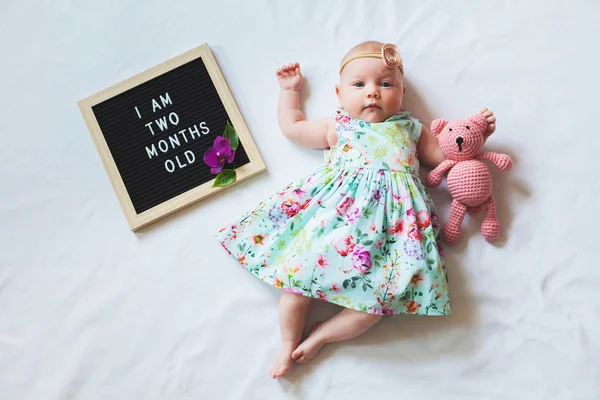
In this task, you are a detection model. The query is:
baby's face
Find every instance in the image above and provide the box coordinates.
[337,57,404,122]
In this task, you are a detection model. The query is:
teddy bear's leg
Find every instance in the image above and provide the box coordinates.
[481,196,501,241]
[443,200,468,244]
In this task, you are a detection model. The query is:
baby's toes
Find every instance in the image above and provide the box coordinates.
[297,356,307,364]
[275,366,289,378]
[291,349,302,360]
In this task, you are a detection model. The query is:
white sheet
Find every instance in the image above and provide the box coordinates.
[1,1,599,399]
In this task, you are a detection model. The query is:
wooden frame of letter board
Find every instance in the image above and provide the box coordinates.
[78,43,266,231]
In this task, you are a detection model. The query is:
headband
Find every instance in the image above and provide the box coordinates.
[339,43,404,75]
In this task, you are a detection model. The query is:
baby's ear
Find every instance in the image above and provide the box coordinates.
[467,114,488,132]
[430,119,448,137]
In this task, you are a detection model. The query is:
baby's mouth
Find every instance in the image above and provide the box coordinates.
[365,104,381,110]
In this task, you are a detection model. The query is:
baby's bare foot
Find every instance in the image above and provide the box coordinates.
[292,322,325,364]
[270,341,297,378]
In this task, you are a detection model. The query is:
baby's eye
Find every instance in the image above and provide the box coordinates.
[380,82,392,87]
[353,82,364,87]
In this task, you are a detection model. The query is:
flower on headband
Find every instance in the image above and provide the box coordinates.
[381,44,403,72]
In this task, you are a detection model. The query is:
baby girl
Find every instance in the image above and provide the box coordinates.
[216,41,496,378]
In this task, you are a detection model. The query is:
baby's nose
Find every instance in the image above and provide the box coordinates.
[366,86,379,97]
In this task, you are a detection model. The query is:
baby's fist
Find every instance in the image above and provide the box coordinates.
[480,107,496,137]
[276,62,302,91]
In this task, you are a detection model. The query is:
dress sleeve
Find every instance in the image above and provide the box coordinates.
[408,115,422,144]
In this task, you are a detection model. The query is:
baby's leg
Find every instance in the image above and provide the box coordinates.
[270,291,311,378]
[292,308,382,363]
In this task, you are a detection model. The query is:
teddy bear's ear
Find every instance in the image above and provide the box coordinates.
[467,114,488,133]
[430,119,448,137]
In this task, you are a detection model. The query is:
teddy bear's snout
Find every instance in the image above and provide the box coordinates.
[456,136,464,152]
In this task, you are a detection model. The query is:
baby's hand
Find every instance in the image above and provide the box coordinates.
[277,62,302,91]
[480,107,496,136]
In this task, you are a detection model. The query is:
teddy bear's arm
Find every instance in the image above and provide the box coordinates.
[426,160,458,187]
[477,152,513,171]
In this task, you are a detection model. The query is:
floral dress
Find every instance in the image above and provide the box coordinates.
[215,111,450,315]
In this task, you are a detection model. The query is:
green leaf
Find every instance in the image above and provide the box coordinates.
[343,279,351,289]
[426,241,433,253]
[212,169,237,187]
[362,283,367,291]
[363,240,374,246]
[352,276,360,281]
[290,222,295,231]
[223,121,239,150]
[351,281,356,289]
[382,162,390,170]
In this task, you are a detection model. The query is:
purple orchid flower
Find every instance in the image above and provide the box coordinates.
[204,136,235,174]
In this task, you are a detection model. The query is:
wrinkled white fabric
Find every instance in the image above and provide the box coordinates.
[1,1,599,399]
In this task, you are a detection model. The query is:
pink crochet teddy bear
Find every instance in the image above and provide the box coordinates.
[426,113,513,244]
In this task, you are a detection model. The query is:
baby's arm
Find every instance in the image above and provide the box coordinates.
[417,124,446,169]
[277,63,334,149]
